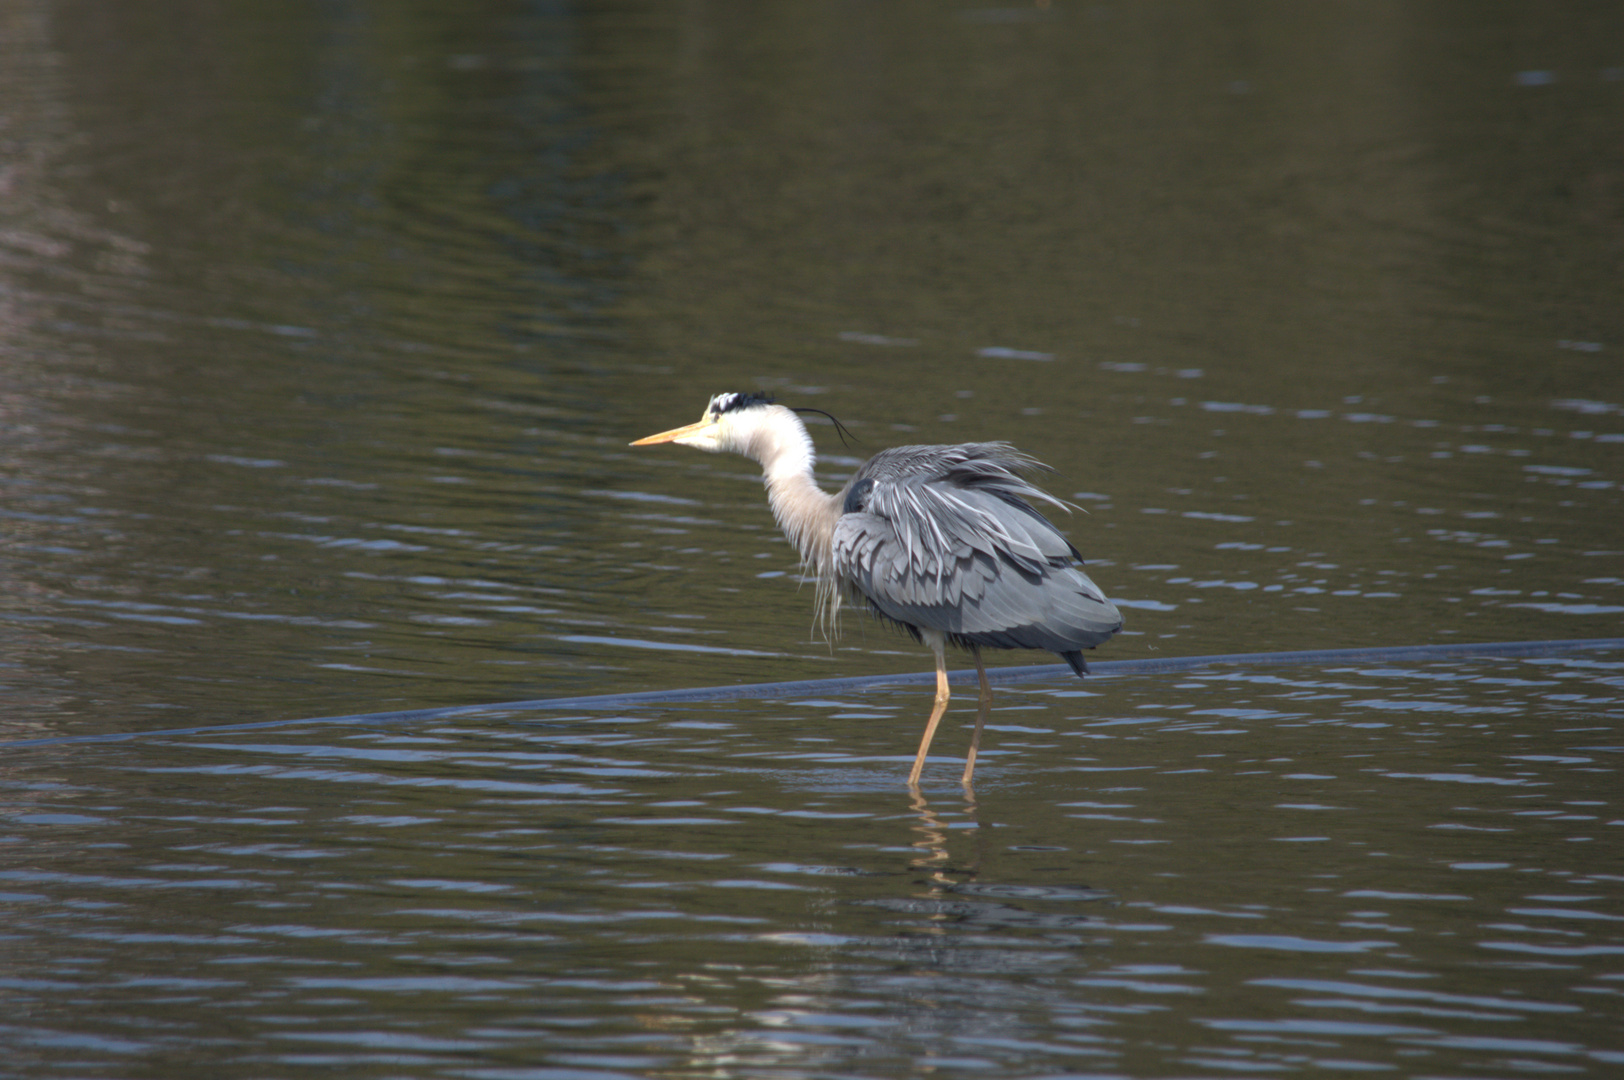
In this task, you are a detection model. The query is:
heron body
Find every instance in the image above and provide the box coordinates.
[632,391,1122,785]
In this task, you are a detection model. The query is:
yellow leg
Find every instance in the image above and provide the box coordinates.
[908,638,951,787]
[961,648,992,787]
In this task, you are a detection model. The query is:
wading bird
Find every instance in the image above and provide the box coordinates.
[632,392,1122,786]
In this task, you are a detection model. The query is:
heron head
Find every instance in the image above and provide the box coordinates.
[630,392,778,454]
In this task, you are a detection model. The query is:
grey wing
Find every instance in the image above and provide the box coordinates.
[831,444,1123,658]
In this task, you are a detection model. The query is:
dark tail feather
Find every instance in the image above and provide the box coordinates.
[1061,651,1089,678]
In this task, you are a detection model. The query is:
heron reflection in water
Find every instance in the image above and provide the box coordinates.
[632,392,1122,786]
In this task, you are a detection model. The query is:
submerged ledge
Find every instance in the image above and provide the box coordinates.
[6,637,1622,750]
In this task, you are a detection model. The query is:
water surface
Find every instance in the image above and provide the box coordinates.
[1,0,1621,1075]
[4,655,1622,1076]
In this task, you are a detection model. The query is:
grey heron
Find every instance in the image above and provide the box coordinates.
[632,391,1122,786]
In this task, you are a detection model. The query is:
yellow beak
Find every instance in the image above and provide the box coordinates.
[629,416,714,446]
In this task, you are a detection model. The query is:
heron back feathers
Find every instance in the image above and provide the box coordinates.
[831,442,1122,660]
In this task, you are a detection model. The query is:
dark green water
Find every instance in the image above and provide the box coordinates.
[1,1,1621,1076]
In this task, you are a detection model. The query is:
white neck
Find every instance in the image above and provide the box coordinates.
[739,407,835,572]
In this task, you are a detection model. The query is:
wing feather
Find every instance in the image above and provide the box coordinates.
[831,443,1122,655]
